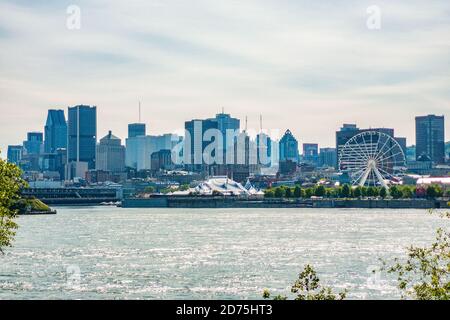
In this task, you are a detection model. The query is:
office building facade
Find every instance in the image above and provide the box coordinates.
[415,115,445,164]
[128,123,146,138]
[67,105,97,170]
[44,109,67,154]
[96,131,126,173]
[279,129,299,163]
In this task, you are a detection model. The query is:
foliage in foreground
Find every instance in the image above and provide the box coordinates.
[0,154,27,253]
[263,264,347,300]
[264,184,445,200]
[383,211,450,300]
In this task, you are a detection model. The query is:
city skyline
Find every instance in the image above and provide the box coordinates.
[1,0,450,155]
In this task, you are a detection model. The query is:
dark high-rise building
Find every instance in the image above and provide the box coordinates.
[215,112,240,160]
[302,143,319,166]
[23,132,43,155]
[184,118,218,171]
[279,129,299,163]
[415,115,445,164]
[44,109,67,154]
[336,124,360,168]
[395,137,407,159]
[7,145,23,165]
[67,105,97,170]
[128,123,146,138]
[319,148,337,168]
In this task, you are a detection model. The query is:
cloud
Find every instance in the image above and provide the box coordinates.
[0,0,449,156]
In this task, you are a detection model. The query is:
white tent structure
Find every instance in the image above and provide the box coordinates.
[193,176,250,196]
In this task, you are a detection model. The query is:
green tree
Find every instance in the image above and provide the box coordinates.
[264,189,275,198]
[274,187,285,198]
[367,187,379,197]
[293,186,302,198]
[379,187,388,199]
[383,211,450,300]
[0,155,27,253]
[305,188,314,198]
[401,186,413,199]
[285,187,292,198]
[340,184,351,198]
[426,185,443,199]
[353,187,362,198]
[179,184,190,191]
[144,186,155,193]
[390,186,402,199]
[314,185,326,197]
[361,186,368,197]
[263,265,347,300]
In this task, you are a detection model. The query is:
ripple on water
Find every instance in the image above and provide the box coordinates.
[1,207,448,299]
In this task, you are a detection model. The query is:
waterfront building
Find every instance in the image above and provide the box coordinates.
[279,129,299,163]
[96,131,126,173]
[415,115,445,164]
[319,147,337,168]
[44,109,67,153]
[7,145,23,165]
[67,105,97,170]
[128,123,146,138]
[302,143,319,166]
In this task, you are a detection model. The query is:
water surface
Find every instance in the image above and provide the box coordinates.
[0,207,448,299]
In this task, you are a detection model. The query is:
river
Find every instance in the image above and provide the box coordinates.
[0,207,448,299]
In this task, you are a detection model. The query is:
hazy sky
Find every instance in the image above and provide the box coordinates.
[1,0,449,155]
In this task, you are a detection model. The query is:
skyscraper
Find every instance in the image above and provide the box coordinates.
[335,124,360,168]
[184,118,219,171]
[44,109,67,153]
[302,143,319,166]
[23,132,43,155]
[96,131,126,173]
[415,115,445,164]
[125,134,179,170]
[319,148,337,168]
[67,105,97,170]
[128,123,146,138]
[279,129,299,163]
[215,112,240,162]
[7,145,23,165]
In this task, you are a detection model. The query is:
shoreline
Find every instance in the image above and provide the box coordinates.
[122,197,450,209]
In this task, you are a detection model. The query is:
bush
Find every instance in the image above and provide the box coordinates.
[293,186,302,198]
[314,186,326,197]
[340,184,351,198]
[285,187,292,198]
[263,265,347,300]
[274,187,285,198]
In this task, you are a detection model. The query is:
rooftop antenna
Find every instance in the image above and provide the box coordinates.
[138,101,141,123]
[260,114,263,133]
[222,106,224,114]
[244,116,248,133]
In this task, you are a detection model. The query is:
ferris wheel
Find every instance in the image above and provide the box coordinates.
[339,131,406,188]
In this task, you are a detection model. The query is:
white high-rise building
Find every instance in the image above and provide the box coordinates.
[125,134,180,170]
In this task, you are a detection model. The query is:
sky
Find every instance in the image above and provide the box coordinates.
[0,0,449,156]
